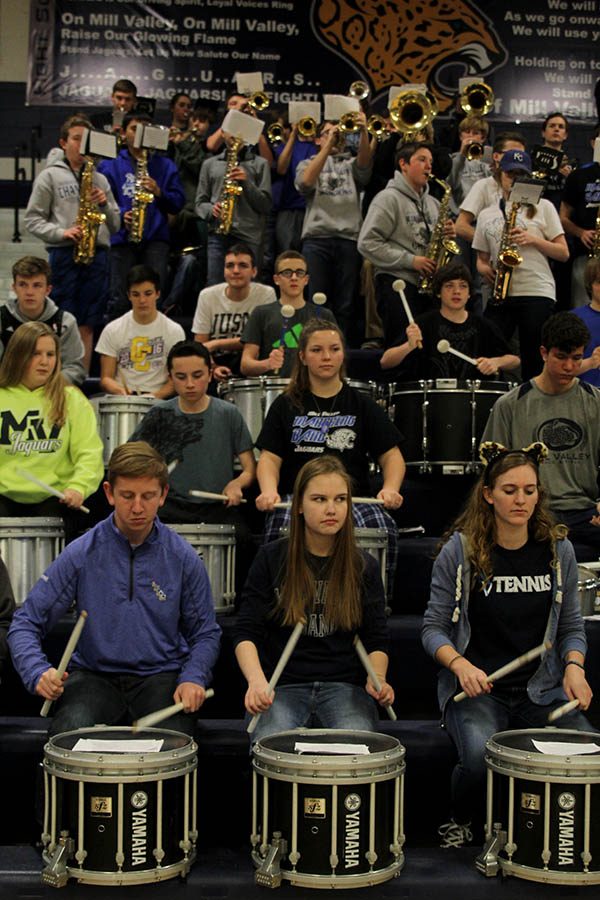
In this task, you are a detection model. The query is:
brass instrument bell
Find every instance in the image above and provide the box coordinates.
[389,90,437,137]
[367,114,388,141]
[248,91,270,112]
[465,141,484,160]
[339,111,361,133]
[297,116,317,138]
[348,80,370,101]
[267,122,284,144]
[459,82,494,116]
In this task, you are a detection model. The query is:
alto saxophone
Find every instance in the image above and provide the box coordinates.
[129,150,154,244]
[217,137,244,235]
[492,200,523,303]
[418,176,460,293]
[73,157,106,265]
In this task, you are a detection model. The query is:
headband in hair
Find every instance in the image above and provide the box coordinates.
[479,441,548,481]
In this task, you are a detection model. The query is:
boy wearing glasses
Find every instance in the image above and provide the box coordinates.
[192,243,275,380]
[240,250,336,378]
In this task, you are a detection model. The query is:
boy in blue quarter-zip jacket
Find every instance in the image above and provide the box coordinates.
[8,441,221,737]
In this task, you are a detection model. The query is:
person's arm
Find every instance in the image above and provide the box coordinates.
[296,134,336,190]
[223,449,256,505]
[237,157,272,215]
[240,342,284,376]
[380,322,423,370]
[152,380,176,400]
[554,544,592,709]
[476,249,496,286]
[579,346,600,374]
[476,353,521,376]
[201,335,244,354]
[455,209,476,243]
[510,228,569,262]
[64,390,104,502]
[194,160,218,221]
[94,173,121,234]
[59,319,86,387]
[99,354,128,395]
[234,640,273,714]
[206,126,225,154]
[560,200,596,250]
[376,446,405,509]
[355,113,374,170]
[24,172,73,245]
[256,449,283,510]
[276,126,299,175]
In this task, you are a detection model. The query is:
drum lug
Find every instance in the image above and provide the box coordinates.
[255,831,287,888]
[475,822,507,878]
[41,832,75,888]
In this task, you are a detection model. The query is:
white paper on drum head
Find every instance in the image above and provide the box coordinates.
[532,739,600,756]
[72,738,164,753]
[294,741,370,755]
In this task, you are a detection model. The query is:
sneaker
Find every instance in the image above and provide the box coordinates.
[438,819,473,848]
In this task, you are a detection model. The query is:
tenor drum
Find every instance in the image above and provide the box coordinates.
[577,566,600,617]
[41,726,197,887]
[0,517,64,605]
[251,729,405,889]
[477,728,600,885]
[219,377,289,443]
[95,396,155,466]
[388,379,510,474]
[167,523,236,614]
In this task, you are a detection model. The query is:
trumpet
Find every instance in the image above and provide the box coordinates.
[459,81,494,117]
[248,91,270,113]
[367,114,389,141]
[297,116,317,138]
[349,80,370,101]
[389,89,437,139]
[339,111,361,133]
[465,141,484,160]
[267,122,285,144]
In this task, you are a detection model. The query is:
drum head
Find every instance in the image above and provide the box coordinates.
[257,728,399,757]
[490,728,600,756]
[50,726,190,755]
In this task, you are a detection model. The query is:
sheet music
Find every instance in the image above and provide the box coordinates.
[72,739,164,753]
[294,742,370,755]
[532,739,600,756]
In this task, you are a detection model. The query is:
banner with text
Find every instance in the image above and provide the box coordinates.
[27,0,599,122]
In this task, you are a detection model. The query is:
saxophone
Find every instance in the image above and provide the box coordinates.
[129,150,155,244]
[217,137,244,235]
[73,157,106,265]
[418,177,460,293]
[492,201,523,303]
[589,204,600,259]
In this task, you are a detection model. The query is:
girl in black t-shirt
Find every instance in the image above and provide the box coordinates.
[422,441,594,848]
[234,455,394,743]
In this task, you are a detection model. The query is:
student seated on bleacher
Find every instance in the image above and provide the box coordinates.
[96,265,184,398]
[233,455,394,742]
[7,441,221,737]
[422,442,593,848]
[1,257,86,387]
[0,321,103,535]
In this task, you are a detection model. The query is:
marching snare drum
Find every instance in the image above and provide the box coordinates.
[251,729,405,889]
[95,396,156,466]
[0,517,64,605]
[219,377,289,444]
[167,523,236,614]
[577,566,600,617]
[41,726,197,887]
[388,379,509,474]
[477,728,600,885]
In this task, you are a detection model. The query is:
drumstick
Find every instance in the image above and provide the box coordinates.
[273,497,384,509]
[393,279,422,349]
[132,688,215,731]
[437,339,478,368]
[453,640,552,703]
[40,611,88,717]
[312,292,327,317]
[247,619,305,735]
[16,468,90,515]
[548,698,580,723]
[189,489,247,504]
[353,635,397,720]
[274,303,295,375]
[167,459,179,474]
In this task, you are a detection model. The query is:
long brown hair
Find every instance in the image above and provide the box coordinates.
[278,456,364,630]
[443,450,566,585]
[0,321,67,426]
[285,319,347,409]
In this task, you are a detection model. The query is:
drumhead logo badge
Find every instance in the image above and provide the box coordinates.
[130,791,149,866]
[90,796,112,817]
[131,791,148,810]
[343,793,362,869]
[557,791,576,866]
[304,797,326,818]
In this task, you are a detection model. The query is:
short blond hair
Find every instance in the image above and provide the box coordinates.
[107,441,168,488]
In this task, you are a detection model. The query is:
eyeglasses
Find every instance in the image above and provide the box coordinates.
[225,262,252,269]
[276,268,307,279]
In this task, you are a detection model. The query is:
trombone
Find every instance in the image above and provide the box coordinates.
[349,80,370,101]
[459,82,494,117]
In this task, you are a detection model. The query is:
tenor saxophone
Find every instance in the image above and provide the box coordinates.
[418,176,460,293]
[129,150,155,244]
[217,137,243,235]
[492,201,523,303]
[73,157,106,265]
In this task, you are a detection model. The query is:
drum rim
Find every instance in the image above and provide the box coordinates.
[0,517,64,527]
[219,376,291,391]
[166,523,236,537]
[97,395,156,406]
[486,727,600,775]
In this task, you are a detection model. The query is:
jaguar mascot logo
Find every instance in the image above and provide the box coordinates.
[311,0,507,110]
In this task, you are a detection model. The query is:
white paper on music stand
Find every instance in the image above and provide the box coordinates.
[72,738,164,753]
[532,739,600,756]
[295,741,370,755]
[508,182,544,206]
[324,95,360,121]
[236,71,264,95]
[289,101,321,124]
[388,83,427,107]
[222,109,264,145]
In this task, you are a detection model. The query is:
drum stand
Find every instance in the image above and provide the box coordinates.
[41,833,75,888]
[475,822,508,877]
[254,831,287,888]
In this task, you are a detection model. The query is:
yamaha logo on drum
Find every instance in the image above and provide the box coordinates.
[131,790,149,866]
[557,791,576,866]
[343,793,362,869]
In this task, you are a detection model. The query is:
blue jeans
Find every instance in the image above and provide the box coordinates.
[301,236,360,336]
[206,233,263,286]
[49,669,195,737]
[445,688,594,824]
[275,209,305,255]
[107,241,170,319]
[250,682,379,745]
[48,247,109,328]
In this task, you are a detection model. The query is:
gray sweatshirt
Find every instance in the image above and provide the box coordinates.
[295,152,372,241]
[24,153,120,249]
[195,147,271,244]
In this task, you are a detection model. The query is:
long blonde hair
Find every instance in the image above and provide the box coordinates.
[443,450,566,585]
[0,321,67,426]
[278,456,364,630]
[285,319,347,410]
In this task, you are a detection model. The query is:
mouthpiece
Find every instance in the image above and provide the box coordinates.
[312,292,327,306]
[392,279,406,292]
[281,304,295,319]
[437,340,450,353]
